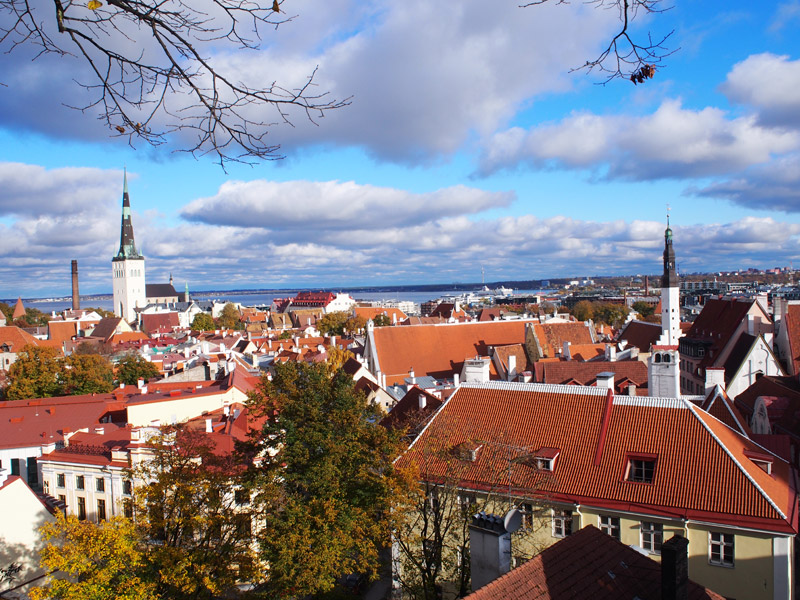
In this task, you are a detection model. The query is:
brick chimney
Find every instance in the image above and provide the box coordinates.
[71,260,80,310]
[661,535,689,600]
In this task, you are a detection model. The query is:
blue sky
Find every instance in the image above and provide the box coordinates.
[1,0,799,297]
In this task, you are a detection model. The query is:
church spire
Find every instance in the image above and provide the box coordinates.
[115,167,141,259]
[661,209,678,288]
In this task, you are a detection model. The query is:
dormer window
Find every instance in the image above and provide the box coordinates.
[529,447,560,472]
[626,454,657,483]
[744,450,773,475]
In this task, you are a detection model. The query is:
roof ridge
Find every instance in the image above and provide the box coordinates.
[685,401,787,520]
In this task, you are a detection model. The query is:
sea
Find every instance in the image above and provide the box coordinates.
[16,288,548,314]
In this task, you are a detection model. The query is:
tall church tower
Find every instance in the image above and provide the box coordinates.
[649,215,682,397]
[111,170,146,322]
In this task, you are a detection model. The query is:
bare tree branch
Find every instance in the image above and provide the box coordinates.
[521,0,677,84]
[0,0,350,165]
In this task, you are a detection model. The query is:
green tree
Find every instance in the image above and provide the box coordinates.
[593,302,629,328]
[15,307,50,327]
[373,313,392,327]
[61,354,115,395]
[246,362,409,597]
[632,300,656,319]
[117,355,160,386]
[218,303,243,331]
[316,311,350,336]
[132,427,259,599]
[570,300,595,322]
[344,314,367,335]
[191,312,215,331]
[30,513,156,600]
[5,345,63,400]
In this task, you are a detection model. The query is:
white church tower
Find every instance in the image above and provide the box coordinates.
[648,215,683,397]
[111,170,146,323]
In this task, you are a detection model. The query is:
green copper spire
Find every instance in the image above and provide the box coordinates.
[114,168,142,260]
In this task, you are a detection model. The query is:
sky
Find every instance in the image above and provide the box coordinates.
[1,0,799,298]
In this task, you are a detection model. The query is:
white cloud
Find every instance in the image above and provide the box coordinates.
[478,99,800,178]
[0,164,121,217]
[0,0,620,162]
[720,53,800,128]
[181,179,513,229]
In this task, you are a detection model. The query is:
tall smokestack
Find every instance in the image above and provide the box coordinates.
[71,260,80,310]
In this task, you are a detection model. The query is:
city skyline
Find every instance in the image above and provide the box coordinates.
[1,1,799,297]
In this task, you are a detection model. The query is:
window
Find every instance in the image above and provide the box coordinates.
[96,478,105,493]
[599,515,620,540]
[97,499,106,522]
[234,489,249,506]
[709,532,734,567]
[43,480,50,494]
[552,510,572,538]
[458,493,477,516]
[123,500,134,519]
[123,480,133,495]
[58,495,66,510]
[641,521,663,554]
[56,473,65,488]
[520,503,535,530]
[76,475,85,490]
[627,458,656,484]
[77,497,86,520]
[26,457,38,487]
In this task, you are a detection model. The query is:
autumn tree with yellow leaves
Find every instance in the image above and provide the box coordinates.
[31,513,157,600]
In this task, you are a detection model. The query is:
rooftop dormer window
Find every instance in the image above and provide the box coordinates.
[527,447,560,472]
[625,454,657,484]
[744,450,773,475]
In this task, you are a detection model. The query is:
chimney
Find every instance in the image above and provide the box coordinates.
[507,354,517,381]
[409,367,416,385]
[71,260,80,310]
[137,378,145,389]
[469,512,513,591]
[747,314,755,336]
[596,372,615,390]
[330,335,336,347]
[563,341,572,361]
[418,392,427,410]
[705,367,726,395]
[605,344,616,362]
[453,372,460,386]
[661,535,689,600]
[205,418,213,433]
[627,383,637,396]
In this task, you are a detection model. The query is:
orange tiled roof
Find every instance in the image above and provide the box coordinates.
[371,320,536,385]
[0,326,40,354]
[532,322,594,358]
[464,524,724,600]
[784,305,800,375]
[535,361,648,392]
[397,382,797,533]
[354,306,408,323]
[48,320,77,344]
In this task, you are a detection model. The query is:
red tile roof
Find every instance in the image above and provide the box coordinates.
[464,525,725,600]
[47,320,77,344]
[534,361,648,392]
[0,326,40,354]
[685,298,766,369]
[397,382,798,533]
[617,319,662,352]
[783,304,800,375]
[370,321,537,385]
[141,312,180,335]
[532,322,595,358]
[354,307,408,323]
